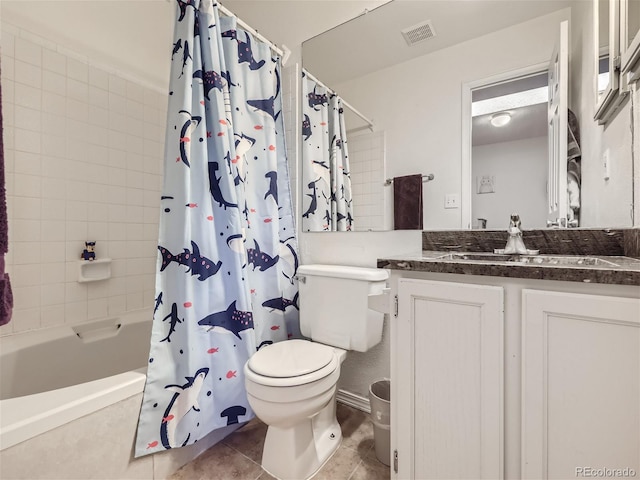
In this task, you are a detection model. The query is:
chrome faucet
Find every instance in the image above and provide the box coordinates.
[502,213,538,255]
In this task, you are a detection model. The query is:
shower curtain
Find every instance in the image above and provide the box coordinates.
[135,0,299,457]
[301,73,354,231]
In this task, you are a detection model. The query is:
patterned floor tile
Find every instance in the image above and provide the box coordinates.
[168,442,262,480]
[172,403,383,480]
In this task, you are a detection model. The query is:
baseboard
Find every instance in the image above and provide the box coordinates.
[336,389,371,413]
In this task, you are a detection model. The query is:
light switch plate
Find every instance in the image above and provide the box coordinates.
[444,194,460,209]
[603,149,610,180]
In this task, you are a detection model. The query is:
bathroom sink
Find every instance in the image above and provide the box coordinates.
[435,252,620,267]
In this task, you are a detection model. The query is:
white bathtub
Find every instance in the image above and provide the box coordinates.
[0,309,242,479]
[0,310,152,451]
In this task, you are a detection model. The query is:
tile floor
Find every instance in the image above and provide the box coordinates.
[170,403,391,480]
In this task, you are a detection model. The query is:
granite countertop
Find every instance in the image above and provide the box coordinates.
[377,228,640,286]
[377,251,640,286]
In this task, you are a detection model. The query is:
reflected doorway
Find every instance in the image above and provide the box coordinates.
[470,71,549,230]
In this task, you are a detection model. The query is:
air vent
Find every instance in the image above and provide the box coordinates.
[401,20,436,46]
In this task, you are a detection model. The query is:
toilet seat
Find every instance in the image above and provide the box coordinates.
[246,340,339,387]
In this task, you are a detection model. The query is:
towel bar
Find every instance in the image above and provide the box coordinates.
[384,173,434,186]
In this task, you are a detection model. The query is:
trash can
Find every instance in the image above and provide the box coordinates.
[369,379,391,466]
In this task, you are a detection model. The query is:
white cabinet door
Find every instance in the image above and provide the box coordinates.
[396,279,504,479]
[522,290,640,479]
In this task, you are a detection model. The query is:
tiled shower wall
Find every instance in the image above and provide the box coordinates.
[1,23,167,336]
[280,63,300,221]
[348,130,386,231]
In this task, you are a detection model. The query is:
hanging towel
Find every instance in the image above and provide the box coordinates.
[393,174,423,230]
[0,74,12,326]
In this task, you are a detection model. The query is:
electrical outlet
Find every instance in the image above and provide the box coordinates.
[444,194,460,209]
[603,149,610,180]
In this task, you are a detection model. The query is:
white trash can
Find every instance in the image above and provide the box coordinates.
[368,379,391,466]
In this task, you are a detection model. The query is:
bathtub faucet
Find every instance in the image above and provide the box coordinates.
[503,213,530,255]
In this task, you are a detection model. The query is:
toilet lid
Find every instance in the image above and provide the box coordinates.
[247,339,334,378]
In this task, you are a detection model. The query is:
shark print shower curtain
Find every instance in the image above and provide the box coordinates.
[301,72,354,231]
[135,0,299,457]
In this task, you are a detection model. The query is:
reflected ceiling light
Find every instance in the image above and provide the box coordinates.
[490,112,511,127]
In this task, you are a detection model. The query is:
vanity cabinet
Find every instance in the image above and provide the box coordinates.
[390,271,640,480]
[521,289,640,479]
[395,279,504,480]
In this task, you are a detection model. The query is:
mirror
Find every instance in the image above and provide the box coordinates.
[303,0,634,230]
[621,0,640,78]
[470,72,550,230]
[594,0,624,123]
[300,69,385,232]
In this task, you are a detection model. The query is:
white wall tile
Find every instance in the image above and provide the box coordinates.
[41,133,67,158]
[13,307,41,331]
[66,58,88,83]
[41,283,65,306]
[12,264,42,287]
[89,85,109,108]
[3,26,164,336]
[88,65,108,88]
[14,173,42,197]
[108,74,127,96]
[65,301,87,324]
[88,298,108,320]
[14,60,42,89]
[41,177,67,200]
[65,282,87,303]
[41,91,65,115]
[41,113,66,136]
[14,83,41,110]
[108,295,126,316]
[42,48,66,75]
[12,196,41,219]
[14,151,41,176]
[41,263,66,285]
[14,128,41,154]
[46,241,66,263]
[41,304,66,328]
[2,31,16,57]
[14,37,41,66]
[67,78,89,102]
[1,57,15,83]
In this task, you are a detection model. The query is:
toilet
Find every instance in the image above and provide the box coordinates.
[244,264,389,480]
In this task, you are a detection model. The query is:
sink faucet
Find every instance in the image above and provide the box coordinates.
[504,213,529,255]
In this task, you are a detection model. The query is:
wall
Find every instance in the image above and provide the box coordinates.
[0,23,166,336]
[472,136,548,230]
[570,1,635,227]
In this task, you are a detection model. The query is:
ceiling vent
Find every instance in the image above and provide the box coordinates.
[401,20,437,46]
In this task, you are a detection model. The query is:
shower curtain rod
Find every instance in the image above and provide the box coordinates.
[303,69,375,131]
[166,0,291,64]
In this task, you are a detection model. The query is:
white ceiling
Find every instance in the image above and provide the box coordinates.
[302,0,576,86]
[473,103,547,146]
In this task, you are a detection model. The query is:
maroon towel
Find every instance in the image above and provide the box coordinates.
[0,68,12,326]
[393,174,423,230]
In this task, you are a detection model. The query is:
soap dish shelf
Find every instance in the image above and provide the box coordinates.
[78,258,112,283]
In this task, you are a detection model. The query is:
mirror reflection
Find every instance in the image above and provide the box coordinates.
[471,73,550,230]
[300,70,385,232]
[597,0,611,100]
[302,0,635,231]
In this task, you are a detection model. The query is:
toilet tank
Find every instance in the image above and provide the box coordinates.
[296,264,389,352]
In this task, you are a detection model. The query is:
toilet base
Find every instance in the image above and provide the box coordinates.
[261,396,342,480]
